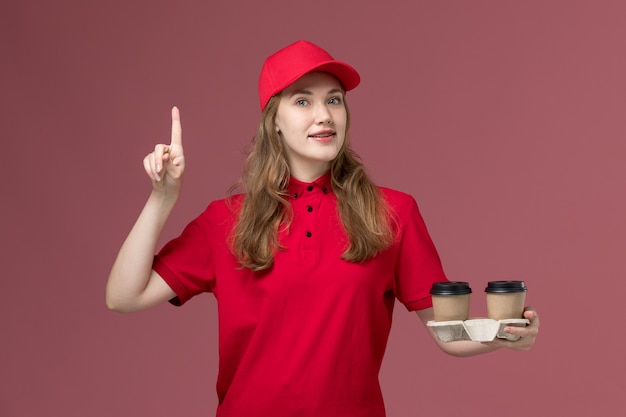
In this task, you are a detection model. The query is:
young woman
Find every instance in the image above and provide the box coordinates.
[106,40,539,416]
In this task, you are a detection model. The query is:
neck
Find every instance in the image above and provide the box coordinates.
[289,163,330,183]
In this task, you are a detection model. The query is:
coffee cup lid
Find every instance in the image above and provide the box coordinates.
[485,280,527,293]
[430,281,472,296]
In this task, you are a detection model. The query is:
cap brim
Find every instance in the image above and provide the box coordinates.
[278,60,360,96]
[310,61,361,91]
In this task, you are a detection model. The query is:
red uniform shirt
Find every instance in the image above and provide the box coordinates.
[153,174,447,416]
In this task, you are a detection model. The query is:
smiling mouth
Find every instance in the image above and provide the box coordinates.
[308,131,335,139]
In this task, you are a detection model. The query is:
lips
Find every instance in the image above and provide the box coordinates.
[308,130,335,141]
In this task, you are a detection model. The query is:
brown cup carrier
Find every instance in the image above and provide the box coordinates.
[427,318,529,342]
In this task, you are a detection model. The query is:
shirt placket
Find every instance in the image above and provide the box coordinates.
[299,184,325,267]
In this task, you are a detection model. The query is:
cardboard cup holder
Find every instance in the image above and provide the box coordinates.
[427,318,530,342]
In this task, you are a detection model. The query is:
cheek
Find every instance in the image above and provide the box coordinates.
[276,112,302,134]
[336,120,347,139]
[334,109,347,128]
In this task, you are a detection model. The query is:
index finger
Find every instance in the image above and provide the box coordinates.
[170,106,182,146]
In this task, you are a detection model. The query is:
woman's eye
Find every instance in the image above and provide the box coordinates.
[296,99,308,106]
[328,97,342,105]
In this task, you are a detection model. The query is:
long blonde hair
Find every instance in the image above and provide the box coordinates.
[231,95,395,271]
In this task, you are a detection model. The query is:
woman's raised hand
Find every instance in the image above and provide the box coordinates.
[143,106,185,196]
[106,107,184,312]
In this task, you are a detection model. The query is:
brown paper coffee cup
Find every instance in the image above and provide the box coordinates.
[430,282,472,322]
[485,281,527,320]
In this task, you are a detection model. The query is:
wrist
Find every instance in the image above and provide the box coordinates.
[148,187,180,209]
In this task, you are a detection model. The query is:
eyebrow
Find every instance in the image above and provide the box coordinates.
[288,88,344,97]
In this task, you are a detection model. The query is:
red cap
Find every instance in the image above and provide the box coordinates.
[258,40,361,111]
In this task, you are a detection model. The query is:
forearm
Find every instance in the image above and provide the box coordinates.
[417,307,499,357]
[415,309,494,357]
[428,334,500,357]
[105,191,177,311]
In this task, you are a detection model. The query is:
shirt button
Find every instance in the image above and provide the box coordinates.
[306,231,312,238]
[293,193,298,198]
[307,186,313,192]
[307,206,313,212]
[322,188,328,194]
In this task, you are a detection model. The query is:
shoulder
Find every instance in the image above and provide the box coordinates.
[378,187,429,232]
[379,186,413,201]
[206,193,244,212]
[196,194,244,225]
[379,187,418,212]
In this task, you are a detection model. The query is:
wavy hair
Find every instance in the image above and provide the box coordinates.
[231,95,395,271]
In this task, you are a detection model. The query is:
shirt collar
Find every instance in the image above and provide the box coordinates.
[287,172,332,199]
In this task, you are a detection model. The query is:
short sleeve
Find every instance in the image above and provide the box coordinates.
[389,191,448,311]
[153,203,219,306]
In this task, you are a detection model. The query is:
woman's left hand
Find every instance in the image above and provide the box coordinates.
[484,306,540,351]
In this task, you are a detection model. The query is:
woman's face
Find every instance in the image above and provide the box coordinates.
[275,72,347,182]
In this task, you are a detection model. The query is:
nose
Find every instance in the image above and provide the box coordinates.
[314,103,333,125]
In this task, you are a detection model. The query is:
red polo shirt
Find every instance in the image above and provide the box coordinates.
[153,173,447,417]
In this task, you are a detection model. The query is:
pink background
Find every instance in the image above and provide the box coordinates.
[2,0,625,415]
